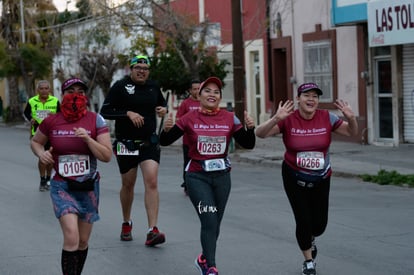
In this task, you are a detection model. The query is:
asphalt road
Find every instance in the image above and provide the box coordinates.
[0,126,413,275]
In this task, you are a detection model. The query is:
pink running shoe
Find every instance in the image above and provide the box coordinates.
[194,254,208,275]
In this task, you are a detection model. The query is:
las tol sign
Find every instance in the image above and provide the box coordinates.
[368,0,414,47]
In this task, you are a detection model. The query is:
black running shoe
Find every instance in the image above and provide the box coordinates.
[302,259,316,275]
[39,177,48,192]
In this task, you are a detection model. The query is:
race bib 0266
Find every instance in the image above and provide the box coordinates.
[197,136,226,155]
[58,154,90,177]
[296,151,325,170]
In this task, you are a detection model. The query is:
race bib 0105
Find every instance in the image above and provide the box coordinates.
[58,154,90,177]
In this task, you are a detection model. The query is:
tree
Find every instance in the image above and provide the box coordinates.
[0,0,60,122]
[79,50,121,98]
[59,5,125,98]
[105,0,228,94]
[130,37,228,96]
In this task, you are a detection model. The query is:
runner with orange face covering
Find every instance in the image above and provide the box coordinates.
[31,78,112,274]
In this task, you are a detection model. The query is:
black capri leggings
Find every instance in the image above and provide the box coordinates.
[282,161,331,251]
[185,171,231,267]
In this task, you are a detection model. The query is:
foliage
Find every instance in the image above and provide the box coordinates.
[0,40,16,76]
[116,0,228,95]
[76,0,92,19]
[360,169,414,187]
[1,0,60,121]
[19,44,53,79]
[132,41,228,95]
[130,39,228,95]
[79,51,121,98]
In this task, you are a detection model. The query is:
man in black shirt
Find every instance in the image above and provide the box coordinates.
[101,55,167,246]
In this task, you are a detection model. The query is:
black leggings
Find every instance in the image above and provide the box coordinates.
[186,171,231,267]
[282,162,330,251]
[182,144,190,183]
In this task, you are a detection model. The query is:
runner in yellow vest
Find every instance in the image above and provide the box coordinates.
[24,80,60,191]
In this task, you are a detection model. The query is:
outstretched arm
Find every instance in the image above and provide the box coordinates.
[333,99,358,136]
[255,100,294,138]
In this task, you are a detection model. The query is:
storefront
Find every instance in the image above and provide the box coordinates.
[367,0,414,144]
[332,0,414,145]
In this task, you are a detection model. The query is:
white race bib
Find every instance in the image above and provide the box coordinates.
[36,110,50,120]
[58,154,90,177]
[197,136,226,155]
[296,151,325,170]
[116,142,139,156]
[202,158,227,172]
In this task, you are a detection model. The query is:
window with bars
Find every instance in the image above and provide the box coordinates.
[303,40,333,102]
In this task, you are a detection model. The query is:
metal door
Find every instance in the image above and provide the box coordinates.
[374,58,393,139]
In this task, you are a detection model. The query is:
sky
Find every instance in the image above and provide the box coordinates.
[53,0,77,12]
[53,0,127,12]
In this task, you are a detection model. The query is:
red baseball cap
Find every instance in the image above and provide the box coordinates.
[199,77,223,94]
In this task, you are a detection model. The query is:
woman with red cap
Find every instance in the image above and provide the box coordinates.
[30,78,112,274]
[160,76,256,275]
[256,82,358,275]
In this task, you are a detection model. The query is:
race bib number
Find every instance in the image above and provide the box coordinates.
[197,136,226,155]
[202,158,227,172]
[296,151,325,170]
[36,110,50,120]
[117,142,139,156]
[58,155,90,177]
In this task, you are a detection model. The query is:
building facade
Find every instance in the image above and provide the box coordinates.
[332,0,414,145]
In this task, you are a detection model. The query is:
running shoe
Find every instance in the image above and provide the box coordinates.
[39,177,48,192]
[311,237,317,259]
[145,226,165,246]
[206,266,219,275]
[120,221,133,241]
[302,259,316,275]
[194,254,208,275]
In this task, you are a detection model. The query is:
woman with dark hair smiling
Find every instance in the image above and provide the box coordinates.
[160,76,255,275]
[256,82,358,275]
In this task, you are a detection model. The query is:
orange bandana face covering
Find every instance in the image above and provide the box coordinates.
[61,93,88,122]
[199,107,220,116]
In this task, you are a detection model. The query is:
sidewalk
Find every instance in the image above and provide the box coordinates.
[231,135,414,177]
[1,121,412,177]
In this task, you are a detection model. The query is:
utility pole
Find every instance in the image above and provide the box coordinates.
[20,0,25,43]
[231,0,245,124]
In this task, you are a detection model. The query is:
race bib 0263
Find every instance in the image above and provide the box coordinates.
[197,136,226,155]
